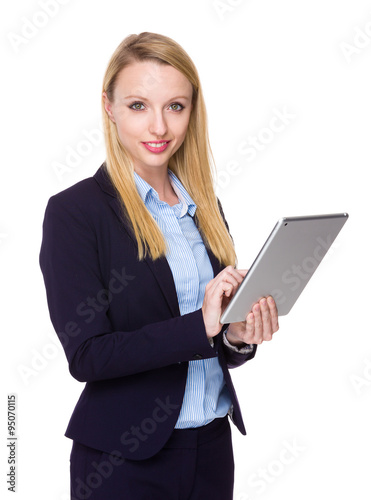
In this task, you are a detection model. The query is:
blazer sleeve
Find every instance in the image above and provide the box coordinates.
[39,195,217,383]
[222,338,257,368]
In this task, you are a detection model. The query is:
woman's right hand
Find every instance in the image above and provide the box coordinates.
[201,266,247,339]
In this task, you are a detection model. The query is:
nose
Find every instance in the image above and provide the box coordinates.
[148,109,168,137]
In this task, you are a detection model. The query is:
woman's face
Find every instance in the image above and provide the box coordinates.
[103,60,193,177]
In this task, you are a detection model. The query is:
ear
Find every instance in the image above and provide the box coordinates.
[102,92,116,123]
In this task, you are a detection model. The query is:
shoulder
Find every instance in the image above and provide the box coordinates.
[49,170,101,206]
[44,165,113,223]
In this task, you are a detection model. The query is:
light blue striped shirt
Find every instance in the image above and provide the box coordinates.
[134,169,232,428]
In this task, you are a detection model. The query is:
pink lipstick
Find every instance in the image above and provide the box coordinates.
[142,140,171,153]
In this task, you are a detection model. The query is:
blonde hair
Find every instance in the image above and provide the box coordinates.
[101,32,236,267]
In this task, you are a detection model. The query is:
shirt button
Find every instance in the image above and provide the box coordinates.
[193,354,203,360]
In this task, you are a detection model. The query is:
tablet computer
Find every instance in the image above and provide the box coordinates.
[220,213,349,324]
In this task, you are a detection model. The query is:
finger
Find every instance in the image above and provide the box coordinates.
[216,278,241,302]
[244,312,255,343]
[253,303,263,344]
[235,268,248,278]
[223,266,245,287]
[267,296,279,333]
[208,266,242,296]
[220,281,234,298]
[260,298,273,341]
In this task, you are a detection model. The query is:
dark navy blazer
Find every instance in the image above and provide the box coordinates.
[39,163,257,460]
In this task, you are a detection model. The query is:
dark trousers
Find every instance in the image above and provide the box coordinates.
[70,415,234,500]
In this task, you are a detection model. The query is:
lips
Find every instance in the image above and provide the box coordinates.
[142,140,171,153]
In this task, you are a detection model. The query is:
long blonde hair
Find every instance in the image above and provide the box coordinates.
[101,32,236,267]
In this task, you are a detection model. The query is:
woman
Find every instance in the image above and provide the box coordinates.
[39,32,279,500]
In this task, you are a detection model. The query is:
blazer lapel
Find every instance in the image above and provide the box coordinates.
[95,165,180,317]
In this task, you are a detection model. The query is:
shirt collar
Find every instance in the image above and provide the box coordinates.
[133,169,197,218]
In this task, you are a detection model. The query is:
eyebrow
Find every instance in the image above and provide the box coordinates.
[123,95,191,101]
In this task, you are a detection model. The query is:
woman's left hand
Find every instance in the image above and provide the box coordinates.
[226,295,279,346]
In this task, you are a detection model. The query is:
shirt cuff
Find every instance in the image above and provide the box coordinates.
[223,329,254,354]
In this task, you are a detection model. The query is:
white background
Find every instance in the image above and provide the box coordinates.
[1,0,370,498]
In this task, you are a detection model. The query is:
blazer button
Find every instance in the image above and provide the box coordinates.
[193,354,203,360]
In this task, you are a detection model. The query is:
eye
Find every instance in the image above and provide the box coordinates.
[169,103,184,112]
[129,102,145,111]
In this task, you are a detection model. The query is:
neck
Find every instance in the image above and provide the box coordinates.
[135,165,177,203]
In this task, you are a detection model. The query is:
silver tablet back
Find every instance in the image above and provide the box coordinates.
[220,213,348,324]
